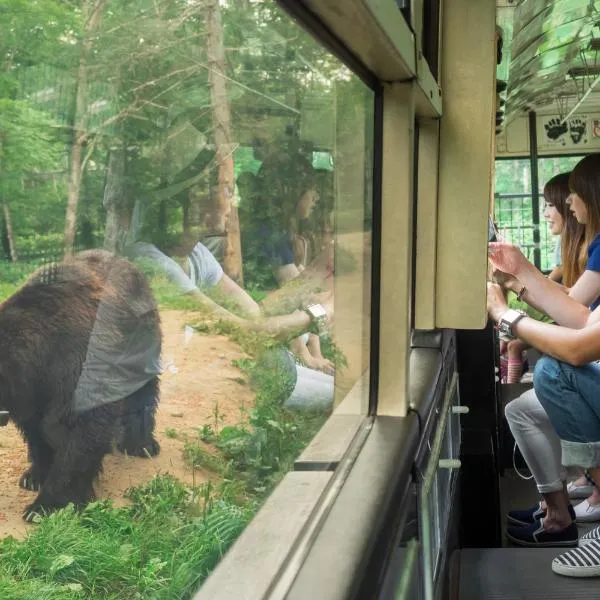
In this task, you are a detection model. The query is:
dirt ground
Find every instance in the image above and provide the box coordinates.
[0,310,255,539]
[0,232,372,540]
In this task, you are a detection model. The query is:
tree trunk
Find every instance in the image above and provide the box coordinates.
[63,0,106,256]
[158,198,168,234]
[2,203,17,261]
[205,0,243,283]
[182,194,191,234]
[103,147,130,253]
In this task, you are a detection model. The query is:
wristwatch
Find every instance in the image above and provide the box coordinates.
[498,309,527,340]
[305,303,328,332]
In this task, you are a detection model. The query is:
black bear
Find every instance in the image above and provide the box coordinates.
[0,249,161,521]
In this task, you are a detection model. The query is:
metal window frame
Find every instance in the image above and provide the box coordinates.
[193,2,453,598]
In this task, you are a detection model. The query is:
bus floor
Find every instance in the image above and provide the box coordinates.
[457,472,599,600]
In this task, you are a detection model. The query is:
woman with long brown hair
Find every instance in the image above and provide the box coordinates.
[493,153,600,549]
[501,172,584,383]
[544,172,586,288]
[564,154,600,308]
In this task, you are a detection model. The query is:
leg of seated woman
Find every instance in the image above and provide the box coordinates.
[505,388,566,494]
[283,363,334,413]
[505,388,571,530]
[506,339,527,383]
[535,356,600,526]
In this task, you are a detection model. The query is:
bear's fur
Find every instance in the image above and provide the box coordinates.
[0,249,161,520]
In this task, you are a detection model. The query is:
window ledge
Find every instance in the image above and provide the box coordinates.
[192,470,333,600]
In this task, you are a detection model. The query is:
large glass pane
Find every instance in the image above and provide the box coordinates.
[0,1,374,596]
[494,159,536,262]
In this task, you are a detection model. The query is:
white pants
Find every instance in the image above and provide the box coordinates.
[283,364,334,412]
[505,387,566,494]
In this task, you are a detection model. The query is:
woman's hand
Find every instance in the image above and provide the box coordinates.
[492,269,520,293]
[309,291,332,305]
[487,282,509,323]
[305,356,335,375]
[488,242,528,276]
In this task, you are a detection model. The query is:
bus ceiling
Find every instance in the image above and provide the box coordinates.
[497,0,600,127]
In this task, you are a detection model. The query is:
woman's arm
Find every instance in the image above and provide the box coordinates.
[488,281,600,365]
[510,315,600,366]
[188,289,317,339]
[489,243,590,329]
[547,265,563,282]
[215,273,261,318]
[567,270,600,307]
[501,269,569,306]
[512,262,590,328]
[275,263,302,285]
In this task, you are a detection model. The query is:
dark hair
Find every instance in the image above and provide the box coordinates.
[569,154,600,250]
[544,172,585,287]
[251,151,316,230]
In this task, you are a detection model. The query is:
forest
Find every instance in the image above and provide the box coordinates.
[0,0,368,293]
[0,2,374,597]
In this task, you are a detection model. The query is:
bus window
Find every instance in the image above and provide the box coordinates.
[494,158,535,262]
[0,0,374,596]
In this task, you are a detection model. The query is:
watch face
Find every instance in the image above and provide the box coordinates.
[308,304,327,319]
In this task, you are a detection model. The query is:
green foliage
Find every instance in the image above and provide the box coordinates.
[494,156,585,271]
[0,264,30,287]
[0,1,357,594]
[319,335,348,369]
[1,0,363,274]
[144,273,205,311]
[181,345,327,496]
[0,281,20,301]
[180,314,330,496]
[183,443,229,476]
[0,475,254,599]
[198,424,217,443]
[0,100,63,178]
[164,428,178,439]
[191,317,281,356]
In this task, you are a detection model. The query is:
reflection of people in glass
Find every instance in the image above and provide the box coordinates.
[124,212,334,412]
[239,151,335,373]
[240,151,332,288]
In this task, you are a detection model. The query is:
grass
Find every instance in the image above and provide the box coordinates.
[0,282,20,302]
[0,262,33,302]
[0,475,254,599]
[0,254,336,596]
[180,346,329,496]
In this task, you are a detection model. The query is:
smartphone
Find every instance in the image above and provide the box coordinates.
[488,216,499,242]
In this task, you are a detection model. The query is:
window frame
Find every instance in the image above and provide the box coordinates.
[192,0,460,597]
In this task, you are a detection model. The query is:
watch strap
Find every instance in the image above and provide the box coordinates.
[498,309,527,340]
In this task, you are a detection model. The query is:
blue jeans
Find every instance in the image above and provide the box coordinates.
[534,356,600,468]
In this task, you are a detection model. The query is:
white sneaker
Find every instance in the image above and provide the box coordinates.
[574,499,600,523]
[567,480,595,499]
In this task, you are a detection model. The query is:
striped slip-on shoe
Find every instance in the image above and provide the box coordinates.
[553,539,600,577]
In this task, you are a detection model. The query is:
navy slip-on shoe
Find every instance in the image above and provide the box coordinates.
[506,519,578,548]
[507,503,576,527]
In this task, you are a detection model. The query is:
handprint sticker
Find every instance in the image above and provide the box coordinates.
[544,118,568,141]
[569,118,587,144]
